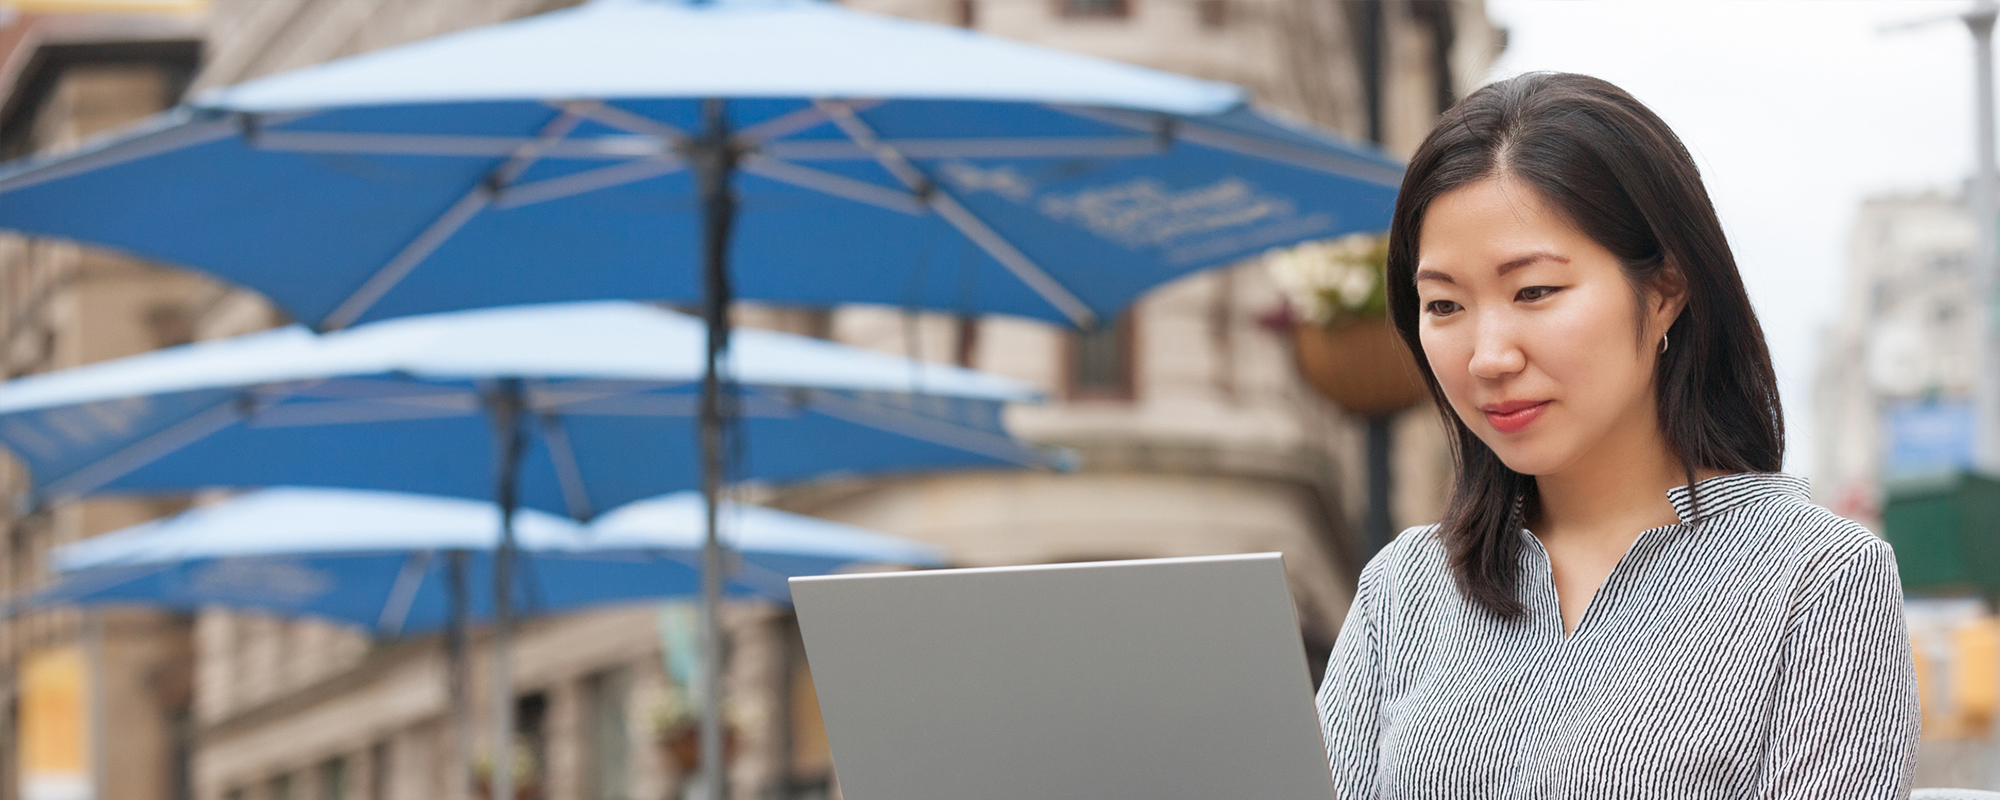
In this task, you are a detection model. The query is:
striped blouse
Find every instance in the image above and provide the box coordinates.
[1315,472,1920,799]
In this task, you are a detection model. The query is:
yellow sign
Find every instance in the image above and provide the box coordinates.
[17,646,92,800]
[1914,612,2000,740]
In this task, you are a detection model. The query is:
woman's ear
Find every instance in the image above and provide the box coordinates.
[1651,261,1689,334]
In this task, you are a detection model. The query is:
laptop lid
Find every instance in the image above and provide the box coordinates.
[790,552,1335,800]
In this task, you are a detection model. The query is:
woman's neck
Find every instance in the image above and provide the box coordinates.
[1530,414,1692,545]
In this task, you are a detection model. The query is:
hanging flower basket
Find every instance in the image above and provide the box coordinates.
[1266,233,1426,418]
[472,743,539,800]
[1291,319,1425,417]
[653,689,742,778]
[660,720,740,775]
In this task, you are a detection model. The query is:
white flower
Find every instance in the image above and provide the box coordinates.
[1331,260,1376,309]
[1263,232,1386,324]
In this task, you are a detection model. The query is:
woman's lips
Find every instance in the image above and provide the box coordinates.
[1482,401,1550,434]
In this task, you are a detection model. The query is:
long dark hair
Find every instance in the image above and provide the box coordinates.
[1385,72,1784,620]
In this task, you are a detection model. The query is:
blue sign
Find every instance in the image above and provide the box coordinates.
[1884,399,1976,476]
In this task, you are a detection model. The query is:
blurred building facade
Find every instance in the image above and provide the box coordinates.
[1815,190,1981,529]
[0,2,1501,800]
[1816,189,1999,787]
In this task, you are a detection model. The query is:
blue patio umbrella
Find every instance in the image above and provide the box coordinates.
[0,2,1402,792]
[0,0,1401,330]
[23,485,940,800]
[0,299,1036,799]
[0,300,1047,514]
[31,488,941,628]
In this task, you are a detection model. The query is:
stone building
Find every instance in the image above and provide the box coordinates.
[0,2,1501,800]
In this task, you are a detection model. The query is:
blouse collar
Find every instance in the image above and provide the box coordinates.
[1665,472,1810,524]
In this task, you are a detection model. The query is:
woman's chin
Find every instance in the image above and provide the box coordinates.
[1486,443,1572,478]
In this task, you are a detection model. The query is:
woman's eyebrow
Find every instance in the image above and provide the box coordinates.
[1496,251,1568,276]
[1415,251,1567,284]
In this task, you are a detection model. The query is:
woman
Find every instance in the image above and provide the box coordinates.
[1315,72,1919,798]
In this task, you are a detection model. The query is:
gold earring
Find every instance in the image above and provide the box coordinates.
[1659,333,1670,354]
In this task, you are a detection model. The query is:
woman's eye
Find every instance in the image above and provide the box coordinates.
[1424,299,1461,316]
[1516,286,1562,302]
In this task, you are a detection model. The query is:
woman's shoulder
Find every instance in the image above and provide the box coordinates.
[1691,472,1892,592]
[1702,475,1885,557]
[1354,523,1455,595]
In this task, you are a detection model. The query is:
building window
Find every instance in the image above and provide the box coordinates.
[583,670,630,800]
[169,706,194,800]
[317,757,347,800]
[1196,0,1227,28]
[1065,314,1137,401]
[0,39,201,158]
[953,315,980,368]
[368,741,391,800]
[517,693,549,800]
[1054,0,1131,19]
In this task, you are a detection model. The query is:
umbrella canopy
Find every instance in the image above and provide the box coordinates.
[19,483,941,800]
[29,487,940,633]
[0,5,1396,794]
[0,300,1050,515]
[0,0,1401,330]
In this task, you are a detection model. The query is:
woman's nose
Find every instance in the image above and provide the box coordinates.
[1468,321,1526,380]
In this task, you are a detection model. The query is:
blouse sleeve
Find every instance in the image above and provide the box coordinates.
[1317,550,1392,800]
[1751,537,1920,799]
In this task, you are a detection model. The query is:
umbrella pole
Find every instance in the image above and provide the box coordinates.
[693,96,738,800]
[486,382,528,800]
[447,550,472,800]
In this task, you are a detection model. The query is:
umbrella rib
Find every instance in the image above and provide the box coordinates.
[493,156,683,210]
[537,392,796,418]
[739,155,925,215]
[536,412,595,521]
[1176,121,1404,184]
[250,132,1157,162]
[319,106,590,331]
[639,546,794,603]
[246,399,477,428]
[814,100,1098,328]
[15,563,177,614]
[557,101,690,144]
[272,377,475,403]
[923,196,1095,327]
[523,382,671,407]
[787,387,1052,467]
[376,550,433,637]
[721,557,792,600]
[0,110,241,195]
[40,396,256,505]
[731,101,875,146]
[763,136,1163,161]
[1051,104,1405,185]
[248,131,663,160]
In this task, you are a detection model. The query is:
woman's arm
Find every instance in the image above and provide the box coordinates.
[1317,554,1391,800]
[1752,536,1920,799]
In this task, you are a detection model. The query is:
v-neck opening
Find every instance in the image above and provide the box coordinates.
[1526,520,1682,642]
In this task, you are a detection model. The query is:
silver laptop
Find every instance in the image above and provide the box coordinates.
[790,552,1336,800]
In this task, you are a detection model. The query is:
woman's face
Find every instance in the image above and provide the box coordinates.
[1413,177,1682,478]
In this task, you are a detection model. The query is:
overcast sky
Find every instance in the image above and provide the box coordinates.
[1484,0,1979,476]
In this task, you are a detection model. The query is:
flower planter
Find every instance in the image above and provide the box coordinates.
[660,722,740,775]
[1291,318,1426,418]
[472,779,537,800]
